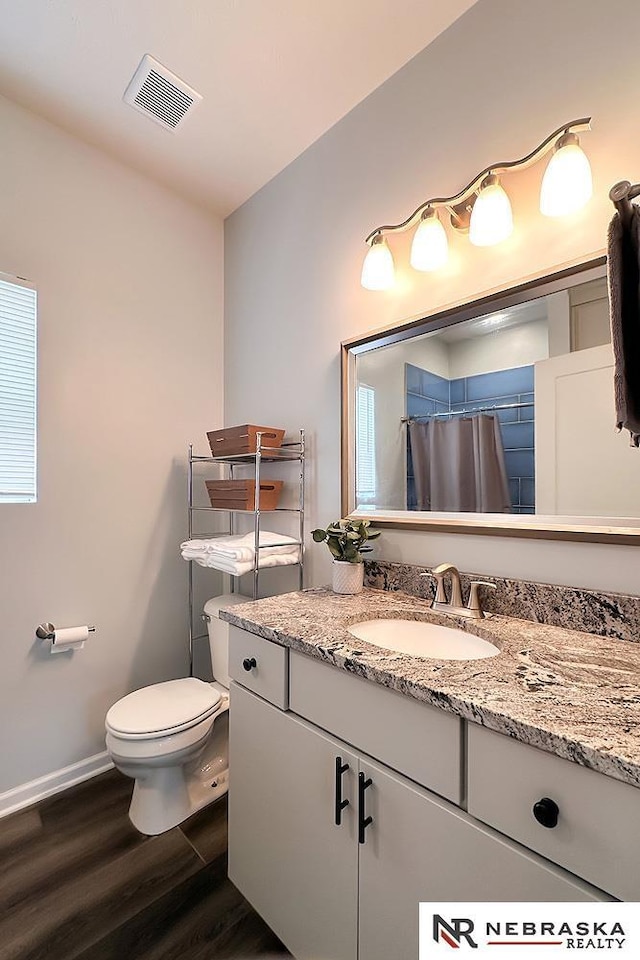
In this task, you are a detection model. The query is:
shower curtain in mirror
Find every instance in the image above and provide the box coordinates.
[408,414,511,513]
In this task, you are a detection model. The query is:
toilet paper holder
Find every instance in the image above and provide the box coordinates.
[36,622,96,641]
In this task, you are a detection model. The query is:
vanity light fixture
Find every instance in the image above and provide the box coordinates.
[468,174,513,247]
[361,233,395,291]
[540,131,593,217]
[361,118,592,289]
[410,207,449,271]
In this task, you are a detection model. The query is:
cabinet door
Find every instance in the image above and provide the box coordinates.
[358,759,609,960]
[229,682,359,960]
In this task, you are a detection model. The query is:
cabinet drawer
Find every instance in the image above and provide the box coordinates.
[467,723,640,900]
[289,651,462,804]
[229,625,289,709]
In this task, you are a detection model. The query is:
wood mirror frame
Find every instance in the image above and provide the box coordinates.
[340,255,640,545]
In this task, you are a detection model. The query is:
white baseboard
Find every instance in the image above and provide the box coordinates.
[0,752,114,820]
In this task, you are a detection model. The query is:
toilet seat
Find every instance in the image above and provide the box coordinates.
[106,678,222,740]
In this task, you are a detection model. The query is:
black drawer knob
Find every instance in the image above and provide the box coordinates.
[242,657,257,672]
[533,797,559,828]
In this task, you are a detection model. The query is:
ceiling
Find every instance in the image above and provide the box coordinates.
[440,298,550,343]
[0,0,477,216]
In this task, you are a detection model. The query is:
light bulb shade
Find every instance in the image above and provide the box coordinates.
[361,236,395,290]
[410,212,449,271]
[540,139,593,217]
[469,176,513,247]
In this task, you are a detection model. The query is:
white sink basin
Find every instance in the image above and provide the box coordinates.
[347,618,500,661]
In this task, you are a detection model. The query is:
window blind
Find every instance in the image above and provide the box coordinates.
[0,275,37,503]
[356,384,376,503]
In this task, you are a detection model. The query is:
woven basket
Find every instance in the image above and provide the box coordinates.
[205,479,284,511]
[207,424,285,457]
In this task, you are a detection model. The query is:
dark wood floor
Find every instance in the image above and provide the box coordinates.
[0,770,290,960]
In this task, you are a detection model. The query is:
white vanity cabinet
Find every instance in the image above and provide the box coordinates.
[228,631,610,960]
[358,758,608,960]
[229,681,358,960]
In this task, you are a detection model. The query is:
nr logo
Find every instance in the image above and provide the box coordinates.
[433,915,478,949]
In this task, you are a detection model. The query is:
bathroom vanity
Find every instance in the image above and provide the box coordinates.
[221,586,640,960]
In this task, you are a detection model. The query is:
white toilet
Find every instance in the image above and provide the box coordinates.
[105,594,246,835]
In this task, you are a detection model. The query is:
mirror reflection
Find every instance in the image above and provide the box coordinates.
[354,268,640,520]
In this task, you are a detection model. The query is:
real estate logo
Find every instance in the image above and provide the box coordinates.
[433,915,478,949]
[420,903,638,959]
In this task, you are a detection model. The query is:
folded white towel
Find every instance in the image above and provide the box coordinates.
[180,531,300,567]
[189,550,300,576]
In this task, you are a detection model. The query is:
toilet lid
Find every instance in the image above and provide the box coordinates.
[106,678,221,737]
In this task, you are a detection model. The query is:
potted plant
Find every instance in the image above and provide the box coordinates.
[311,518,381,595]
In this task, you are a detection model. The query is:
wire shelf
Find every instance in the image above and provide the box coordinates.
[186,429,305,674]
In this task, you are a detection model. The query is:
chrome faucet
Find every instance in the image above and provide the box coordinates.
[421,563,495,620]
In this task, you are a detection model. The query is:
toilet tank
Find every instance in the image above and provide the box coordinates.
[203,594,249,689]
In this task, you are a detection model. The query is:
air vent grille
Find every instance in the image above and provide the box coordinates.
[124,55,202,131]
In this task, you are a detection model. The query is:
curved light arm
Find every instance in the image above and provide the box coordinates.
[364,118,591,244]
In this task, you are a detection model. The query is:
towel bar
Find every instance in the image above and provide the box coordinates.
[610,180,640,226]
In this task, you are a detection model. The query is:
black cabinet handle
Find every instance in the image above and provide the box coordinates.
[242,657,257,672]
[334,757,350,826]
[358,771,373,844]
[533,797,559,828]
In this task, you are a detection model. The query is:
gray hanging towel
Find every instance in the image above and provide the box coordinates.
[607,206,640,446]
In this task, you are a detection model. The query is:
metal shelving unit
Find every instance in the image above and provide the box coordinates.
[186,429,305,673]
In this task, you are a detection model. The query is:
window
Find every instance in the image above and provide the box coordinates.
[356,383,376,504]
[0,274,37,503]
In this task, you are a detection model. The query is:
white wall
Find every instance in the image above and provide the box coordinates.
[225,0,640,596]
[448,320,549,380]
[0,95,224,794]
[407,336,451,381]
[547,291,571,358]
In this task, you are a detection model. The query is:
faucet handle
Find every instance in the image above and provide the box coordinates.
[420,571,447,603]
[467,581,496,616]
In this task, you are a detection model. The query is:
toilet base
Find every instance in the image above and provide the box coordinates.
[129,761,229,835]
[119,710,230,835]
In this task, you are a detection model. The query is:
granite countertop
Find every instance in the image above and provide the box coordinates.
[220,587,640,789]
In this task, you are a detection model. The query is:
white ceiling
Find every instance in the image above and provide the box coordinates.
[440,298,550,343]
[0,0,477,216]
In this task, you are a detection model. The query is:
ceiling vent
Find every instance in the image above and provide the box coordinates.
[123,55,202,131]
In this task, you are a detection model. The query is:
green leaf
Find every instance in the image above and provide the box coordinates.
[313,516,381,560]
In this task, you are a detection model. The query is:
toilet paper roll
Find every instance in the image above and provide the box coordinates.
[51,625,89,654]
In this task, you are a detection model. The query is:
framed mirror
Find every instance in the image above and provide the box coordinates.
[341,256,640,543]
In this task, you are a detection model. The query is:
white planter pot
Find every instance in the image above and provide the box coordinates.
[332,560,364,595]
